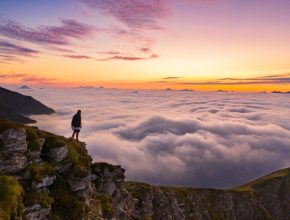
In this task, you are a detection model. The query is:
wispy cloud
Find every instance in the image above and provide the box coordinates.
[0,40,39,63]
[0,41,39,55]
[79,0,171,30]
[63,55,92,59]
[140,47,151,53]
[163,76,182,80]
[0,40,39,62]
[0,19,96,46]
[98,53,159,61]
[152,73,290,86]
[0,73,56,84]
[218,73,290,84]
[97,51,122,55]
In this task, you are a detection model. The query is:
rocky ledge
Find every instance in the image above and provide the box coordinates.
[0,119,289,220]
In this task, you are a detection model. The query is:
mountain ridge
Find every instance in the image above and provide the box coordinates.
[0,87,54,124]
[0,119,289,220]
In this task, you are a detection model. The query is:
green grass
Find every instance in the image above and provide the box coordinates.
[233,168,290,192]
[0,119,91,177]
[0,119,21,133]
[96,194,113,218]
[209,210,222,220]
[0,176,24,220]
[166,186,198,210]
[25,127,41,151]
[123,181,151,199]
[23,191,54,208]
[26,162,54,182]
[39,131,67,150]
[66,139,92,177]
[39,131,91,177]
[49,179,87,220]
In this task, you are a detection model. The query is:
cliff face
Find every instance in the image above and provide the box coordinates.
[0,119,289,220]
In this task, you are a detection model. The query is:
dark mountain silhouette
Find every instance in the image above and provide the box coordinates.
[0,87,54,124]
[19,85,31,89]
[0,105,36,124]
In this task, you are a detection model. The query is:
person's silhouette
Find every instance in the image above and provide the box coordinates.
[71,110,82,141]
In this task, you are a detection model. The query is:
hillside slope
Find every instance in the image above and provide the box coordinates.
[0,87,54,124]
[0,119,289,220]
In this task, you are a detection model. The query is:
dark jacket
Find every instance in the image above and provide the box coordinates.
[71,114,81,127]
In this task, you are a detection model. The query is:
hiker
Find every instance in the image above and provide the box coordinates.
[71,110,82,141]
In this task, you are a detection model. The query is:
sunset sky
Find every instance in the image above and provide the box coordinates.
[1,0,290,91]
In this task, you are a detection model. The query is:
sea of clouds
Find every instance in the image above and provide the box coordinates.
[17,88,290,188]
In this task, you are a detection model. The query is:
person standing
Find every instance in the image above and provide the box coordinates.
[71,110,82,141]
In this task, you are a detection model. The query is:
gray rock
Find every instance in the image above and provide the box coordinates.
[27,138,45,163]
[48,145,68,163]
[0,128,27,174]
[31,175,56,189]
[68,174,97,192]
[25,204,51,220]
[55,159,73,174]
[102,181,117,196]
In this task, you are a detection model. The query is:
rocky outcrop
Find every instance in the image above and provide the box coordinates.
[48,145,68,163]
[25,204,51,220]
[0,128,27,174]
[92,163,125,196]
[0,120,289,220]
[27,138,45,164]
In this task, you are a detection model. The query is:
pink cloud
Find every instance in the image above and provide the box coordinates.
[0,73,56,84]
[98,53,159,61]
[63,55,92,59]
[0,19,96,46]
[79,0,172,30]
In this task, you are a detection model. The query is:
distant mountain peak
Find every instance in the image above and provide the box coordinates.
[19,85,31,89]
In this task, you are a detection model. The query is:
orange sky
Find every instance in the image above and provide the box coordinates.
[1,0,290,91]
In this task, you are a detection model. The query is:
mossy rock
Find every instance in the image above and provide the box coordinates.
[23,191,54,208]
[39,131,91,177]
[39,132,67,150]
[209,210,222,220]
[66,139,92,177]
[123,181,151,199]
[92,162,116,172]
[0,119,21,133]
[49,179,87,220]
[25,127,41,151]
[96,194,113,218]
[0,175,24,220]
[26,162,54,183]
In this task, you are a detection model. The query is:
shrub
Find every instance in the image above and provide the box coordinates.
[0,176,24,220]
[67,139,92,177]
[25,128,41,151]
[23,191,54,208]
[49,179,87,220]
[96,194,113,218]
[26,163,54,182]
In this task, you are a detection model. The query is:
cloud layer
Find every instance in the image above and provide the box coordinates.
[16,88,290,188]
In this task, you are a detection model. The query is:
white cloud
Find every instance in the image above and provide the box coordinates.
[18,88,290,188]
